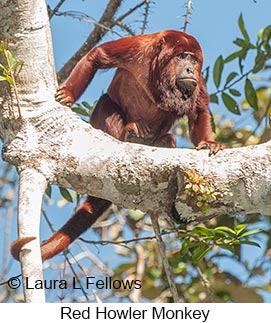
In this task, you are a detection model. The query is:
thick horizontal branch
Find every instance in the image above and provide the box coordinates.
[2,105,271,222]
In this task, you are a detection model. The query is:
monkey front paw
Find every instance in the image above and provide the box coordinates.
[196,140,225,156]
[55,84,75,107]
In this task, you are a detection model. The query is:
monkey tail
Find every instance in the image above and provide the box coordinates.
[11,196,111,261]
[11,237,37,260]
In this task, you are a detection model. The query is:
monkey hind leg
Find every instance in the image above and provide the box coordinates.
[11,196,111,261]
[155,134,176,148]
[90,93,127,140]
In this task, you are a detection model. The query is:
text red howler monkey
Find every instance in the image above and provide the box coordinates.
[11,30,224,261]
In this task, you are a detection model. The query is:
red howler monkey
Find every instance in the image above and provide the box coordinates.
[11,30,224,261]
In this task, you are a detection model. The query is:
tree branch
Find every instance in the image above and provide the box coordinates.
[48,0,66,20]
[150,213,180,303]
[183,0,193,33]
[17,169,47,303]
[140,0,152,34]
[2,106,271,221]
[57,0,123,83]
[57,0,150,82]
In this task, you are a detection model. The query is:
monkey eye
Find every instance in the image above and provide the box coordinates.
[175,52,186,59]
[175,52,188,60]
[175,52,199,63]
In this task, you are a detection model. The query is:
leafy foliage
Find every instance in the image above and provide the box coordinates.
[177,221,264,263]
[0,40,23,86]
[0,40,24,118]
[107,214,269,302]
[210,15,271,119]
[72,101,95,118]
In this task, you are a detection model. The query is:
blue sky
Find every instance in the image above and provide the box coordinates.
[49,0,271,99]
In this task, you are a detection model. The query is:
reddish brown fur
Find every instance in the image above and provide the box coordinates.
[11,30,223,261]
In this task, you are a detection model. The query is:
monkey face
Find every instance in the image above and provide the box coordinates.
[175,52,200,98]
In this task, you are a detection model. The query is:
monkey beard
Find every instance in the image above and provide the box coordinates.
[157,77,198,117]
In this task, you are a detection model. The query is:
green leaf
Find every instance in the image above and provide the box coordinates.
[45,185,52,198]
[229,89,241,97]
[6,50,14,67]
[239,240,261,248]
[235,223,247,236]
[148,267,161,279]
[245,78,258,110]
[59,187,73,203]
[222,93,240,115]
[203,66,210,83]
[214,226,236,235]
[128,209,145,220]
[234,37,255,50]
[180,239,190,258]
[72,106,90,117]
[238,56,245,74]
[212,230,229,238]
[0,76,7,81]
[0,40,7,51]
[213,55,224,88]
[192,245,212,263]
[232,240,242,246]
[194,226,213,237]
[239,49,248,62]
[12,60,24,72]
[209,93,219,104]
[239,228,264,238]
[0,63,9,74]
[4,74,13,85]
[253,51,266,73]
[82,101,94,111]
[224,50,242,63]
[225,72,238,85]
[210,110,217,133]
[234,38,248,48]
[238,14,250,43]
[262,25,271,40]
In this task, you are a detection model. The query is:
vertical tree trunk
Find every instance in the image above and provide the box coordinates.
[18,169,47,303]
[0,0,58,302]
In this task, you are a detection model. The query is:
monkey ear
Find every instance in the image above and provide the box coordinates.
[160,36,166,44]
[158,36,166,49]
[155,36,169,58]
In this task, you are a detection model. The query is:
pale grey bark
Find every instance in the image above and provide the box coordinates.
[4,110,271,221]
[0,0,57,302]
[17,169,47,303]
